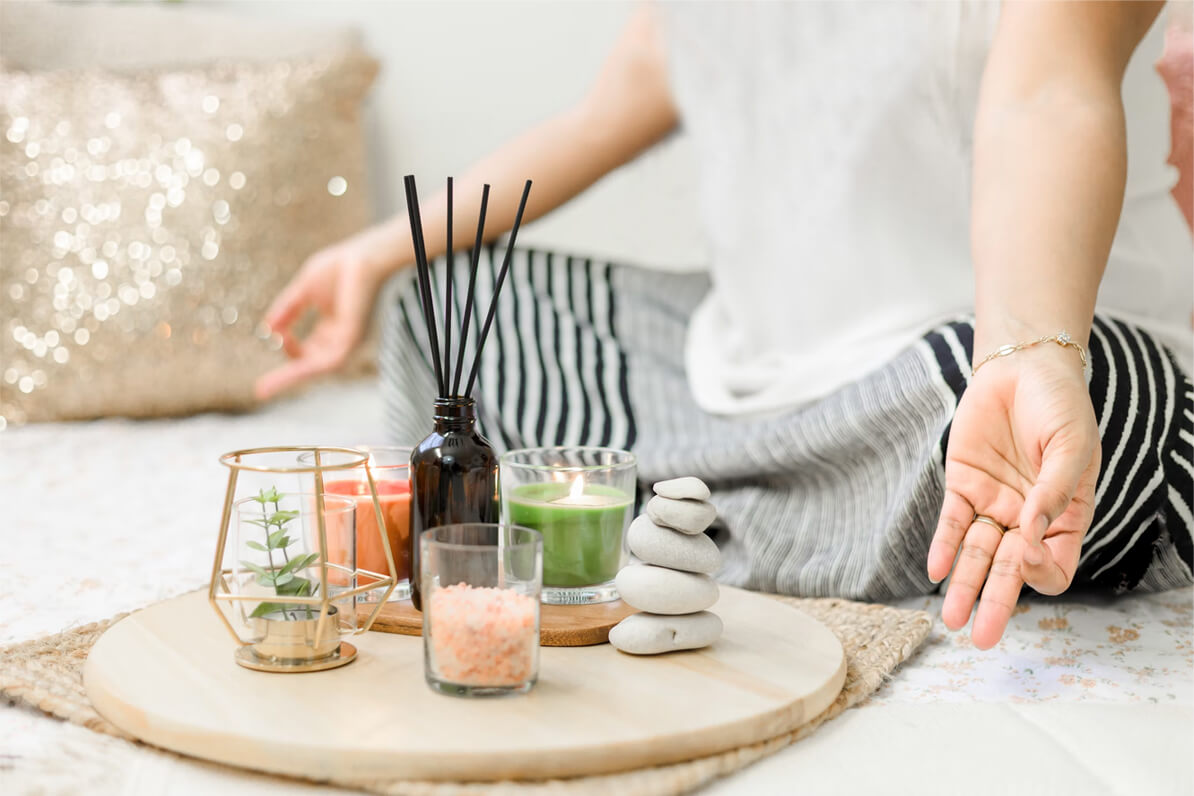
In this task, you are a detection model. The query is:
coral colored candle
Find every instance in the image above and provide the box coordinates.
[325,478,411,586]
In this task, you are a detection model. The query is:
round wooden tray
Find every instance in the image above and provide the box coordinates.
[365,596,638,646]
[84,587,845,782]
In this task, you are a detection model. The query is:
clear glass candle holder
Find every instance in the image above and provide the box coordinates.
[500,447,636,605]
[302,446,413,602]
[421,523,542,697]
[210,446,396,673]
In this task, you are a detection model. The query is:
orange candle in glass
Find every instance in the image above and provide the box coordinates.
[323,446,413,601]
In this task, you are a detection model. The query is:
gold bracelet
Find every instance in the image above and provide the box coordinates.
[971,330,1088,377]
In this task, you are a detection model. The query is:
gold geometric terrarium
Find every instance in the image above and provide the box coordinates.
[209,446,397,672]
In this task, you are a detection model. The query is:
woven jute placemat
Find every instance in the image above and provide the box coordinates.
[0,595,931,795]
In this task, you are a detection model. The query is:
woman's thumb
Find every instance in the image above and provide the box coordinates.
[264,267,321,357]
[1018,434,1088,562]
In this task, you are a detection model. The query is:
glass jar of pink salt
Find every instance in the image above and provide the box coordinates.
[421,523,542,697]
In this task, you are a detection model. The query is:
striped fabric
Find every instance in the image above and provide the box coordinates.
[381,249,1194,600]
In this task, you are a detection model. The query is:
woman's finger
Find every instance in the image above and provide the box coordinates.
[928,489,974,583]
[941,521,1002,630]
[1018,432,1091,556]
[254,353,334,401]
[1021,530,1081,596]
[972,532,1026,649]
[264,277,308,331]
[263,270,316,355]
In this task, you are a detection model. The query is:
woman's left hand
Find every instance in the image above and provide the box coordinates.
[927,341,1100,649]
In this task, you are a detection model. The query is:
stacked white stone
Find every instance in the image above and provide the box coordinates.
[609,477,724,655]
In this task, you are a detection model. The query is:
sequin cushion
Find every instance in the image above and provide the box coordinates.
[0,51,377,425]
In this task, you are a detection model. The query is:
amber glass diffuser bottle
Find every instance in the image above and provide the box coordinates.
[408,397,499,609]
[401,175,533,610]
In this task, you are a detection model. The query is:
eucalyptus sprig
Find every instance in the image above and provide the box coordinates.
[241,487,321,619]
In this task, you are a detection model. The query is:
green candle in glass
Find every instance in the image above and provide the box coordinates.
[501,448,636,605]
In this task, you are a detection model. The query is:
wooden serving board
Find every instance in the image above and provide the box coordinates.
[84,587,846,782]
[364,598,638,646]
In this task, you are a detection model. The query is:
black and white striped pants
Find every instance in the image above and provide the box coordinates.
[381,249,1194,600]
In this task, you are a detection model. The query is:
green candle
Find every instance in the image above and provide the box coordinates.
[507,481,633,587]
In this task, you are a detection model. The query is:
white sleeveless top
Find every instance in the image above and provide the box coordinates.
[660,2,1192,416]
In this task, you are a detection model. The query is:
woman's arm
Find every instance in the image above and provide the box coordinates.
[257,7,677,399]
[929,1,1164,648]
[386,6,679,268]
[971,1,1163,355]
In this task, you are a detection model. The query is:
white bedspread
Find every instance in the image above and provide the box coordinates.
[2,379,1191,794]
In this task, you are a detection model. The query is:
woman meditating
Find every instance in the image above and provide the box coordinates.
[257,3,1192,649]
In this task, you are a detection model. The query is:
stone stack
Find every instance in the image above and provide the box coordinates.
[609,477,723,655]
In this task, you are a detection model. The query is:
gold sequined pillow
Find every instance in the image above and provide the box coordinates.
[0,51,377,425]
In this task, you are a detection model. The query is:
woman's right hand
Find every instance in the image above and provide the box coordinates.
[254,223,403,400]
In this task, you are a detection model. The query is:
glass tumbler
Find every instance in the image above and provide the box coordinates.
[500,447,636,605]
[421,523,542,697]
[302,446,413,601]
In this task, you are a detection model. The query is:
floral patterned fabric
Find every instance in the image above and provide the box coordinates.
[885,588,1193,705]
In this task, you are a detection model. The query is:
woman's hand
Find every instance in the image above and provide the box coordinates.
[927,342,1100,649]
[254,224,404,400]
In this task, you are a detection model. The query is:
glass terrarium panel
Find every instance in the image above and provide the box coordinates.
[220,491,359,644]
[222,447,369,506]
[298,446,412,603]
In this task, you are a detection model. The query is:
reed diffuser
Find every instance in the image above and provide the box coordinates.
[403,175,533,610]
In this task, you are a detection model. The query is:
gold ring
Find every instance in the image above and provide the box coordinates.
[972,514,1008,535]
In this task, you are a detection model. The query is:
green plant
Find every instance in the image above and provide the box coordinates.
[241,487,321,619]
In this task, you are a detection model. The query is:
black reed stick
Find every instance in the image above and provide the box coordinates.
[403,175,446,397]
[464,179,532,398]
[401,178,433,367]
[442,177,453,392]
[453,184,490,396]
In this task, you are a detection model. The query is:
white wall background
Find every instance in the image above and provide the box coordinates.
[211,0,708,270]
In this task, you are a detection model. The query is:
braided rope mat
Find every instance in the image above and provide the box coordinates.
[0,595,931,794]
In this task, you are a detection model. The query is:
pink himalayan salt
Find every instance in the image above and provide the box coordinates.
[428,583,538,686]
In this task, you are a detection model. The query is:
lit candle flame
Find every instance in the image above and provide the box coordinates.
[547,473,615,507]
